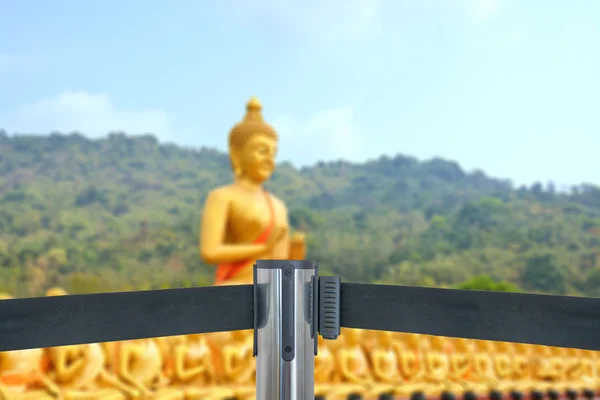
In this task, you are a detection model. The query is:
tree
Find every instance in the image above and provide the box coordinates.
[520,252,567,294]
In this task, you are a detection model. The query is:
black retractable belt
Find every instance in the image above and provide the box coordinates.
[339,283,600,350]
[0,285,254,352]
[2,264,600,353]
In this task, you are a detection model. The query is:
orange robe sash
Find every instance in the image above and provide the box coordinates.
[214,191,274,285]
[0,353,49,386]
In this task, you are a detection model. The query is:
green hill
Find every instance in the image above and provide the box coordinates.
[0,130,599,297]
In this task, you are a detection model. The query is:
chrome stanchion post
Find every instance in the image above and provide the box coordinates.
[254,260,318,400]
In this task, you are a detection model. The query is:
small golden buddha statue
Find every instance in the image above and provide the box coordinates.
[315,336,336,398]
[511,343,536,393]
[531,345,558,391]
[545,347,577,392]
[394,333,438,396]
[205,331,234,383]
[580,350,597,390]
[491,341,517,393]
[154,336,186,383]
[593,350,600,391]
[171,334,234,400]
[446,338,485,394]
[469,340,499,392]
[367,331,405,397]
[110,338,184,400]
[0,293,59,400]
[327,329,372,400]
[423,335,463,394]
[560,347,586,392]
[362,330,379,354]
[200,96,306,286]
[45,288,136,400]
[221,330,255,400]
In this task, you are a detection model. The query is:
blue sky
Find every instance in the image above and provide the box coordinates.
[0,0,598,187]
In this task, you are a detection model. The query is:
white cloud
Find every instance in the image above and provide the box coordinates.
[273,106,364,165]
[1,91,173,138]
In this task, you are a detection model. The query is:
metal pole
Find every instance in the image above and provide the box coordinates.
[254,260,317,400]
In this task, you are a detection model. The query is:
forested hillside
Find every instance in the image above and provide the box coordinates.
[0,130,599,297]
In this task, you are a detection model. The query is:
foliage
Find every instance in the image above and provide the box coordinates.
[455,275,522,292]
[0,131,598,297]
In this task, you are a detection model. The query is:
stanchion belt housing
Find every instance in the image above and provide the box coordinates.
[252,267,343,358]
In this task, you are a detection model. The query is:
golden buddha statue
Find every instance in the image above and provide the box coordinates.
[531,345,558,391]
[446,338,487,395]
[154,336,185,383]
[109,338,184,400]
[0,293,59,400]
[221,330,255,400]
[491,341,517,393]
[327,329,372,400]
[422,335,462,394]
[469,340,499,392]
[580,350,597,390]
[171,334,234,400]
[199,96,306,286]
[560,347,586,392]
[367,331,405,397]
[204,331,234,384]
[393,333,443,396]
[315,336,336,398]
[362,330,379,354]
[45,288,137,400]
[593,350,600,391]
[511,343,537,393]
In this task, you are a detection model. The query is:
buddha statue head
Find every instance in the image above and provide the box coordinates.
[404,333,421,348]
[378,330,394,346]
[476,339,496,352]
[187,333,207,343]
[581,349,594,358]
[429,335,446,351]
[532,344,552,356]
[495,341,513,352]
[565,347,580,357]
[514,342,530,353]
[231,329,251,342]
[551,346,567,356]
[228,97,278,185]
[344,328,363,346]
[453,337,471,352]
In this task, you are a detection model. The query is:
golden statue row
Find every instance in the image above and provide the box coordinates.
[2,98,597,400]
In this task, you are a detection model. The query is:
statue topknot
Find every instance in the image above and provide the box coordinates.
[228,96,277,151]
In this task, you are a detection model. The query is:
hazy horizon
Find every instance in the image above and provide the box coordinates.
[1,129,593,192]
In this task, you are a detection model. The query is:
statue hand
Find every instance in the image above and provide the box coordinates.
[290,232,305,244]
[288,232,306,259]
[265,227,285,250]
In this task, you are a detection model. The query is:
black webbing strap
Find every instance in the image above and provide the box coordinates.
[2,281,600,352]
[0,285,253,352]
[340,283,600,350]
